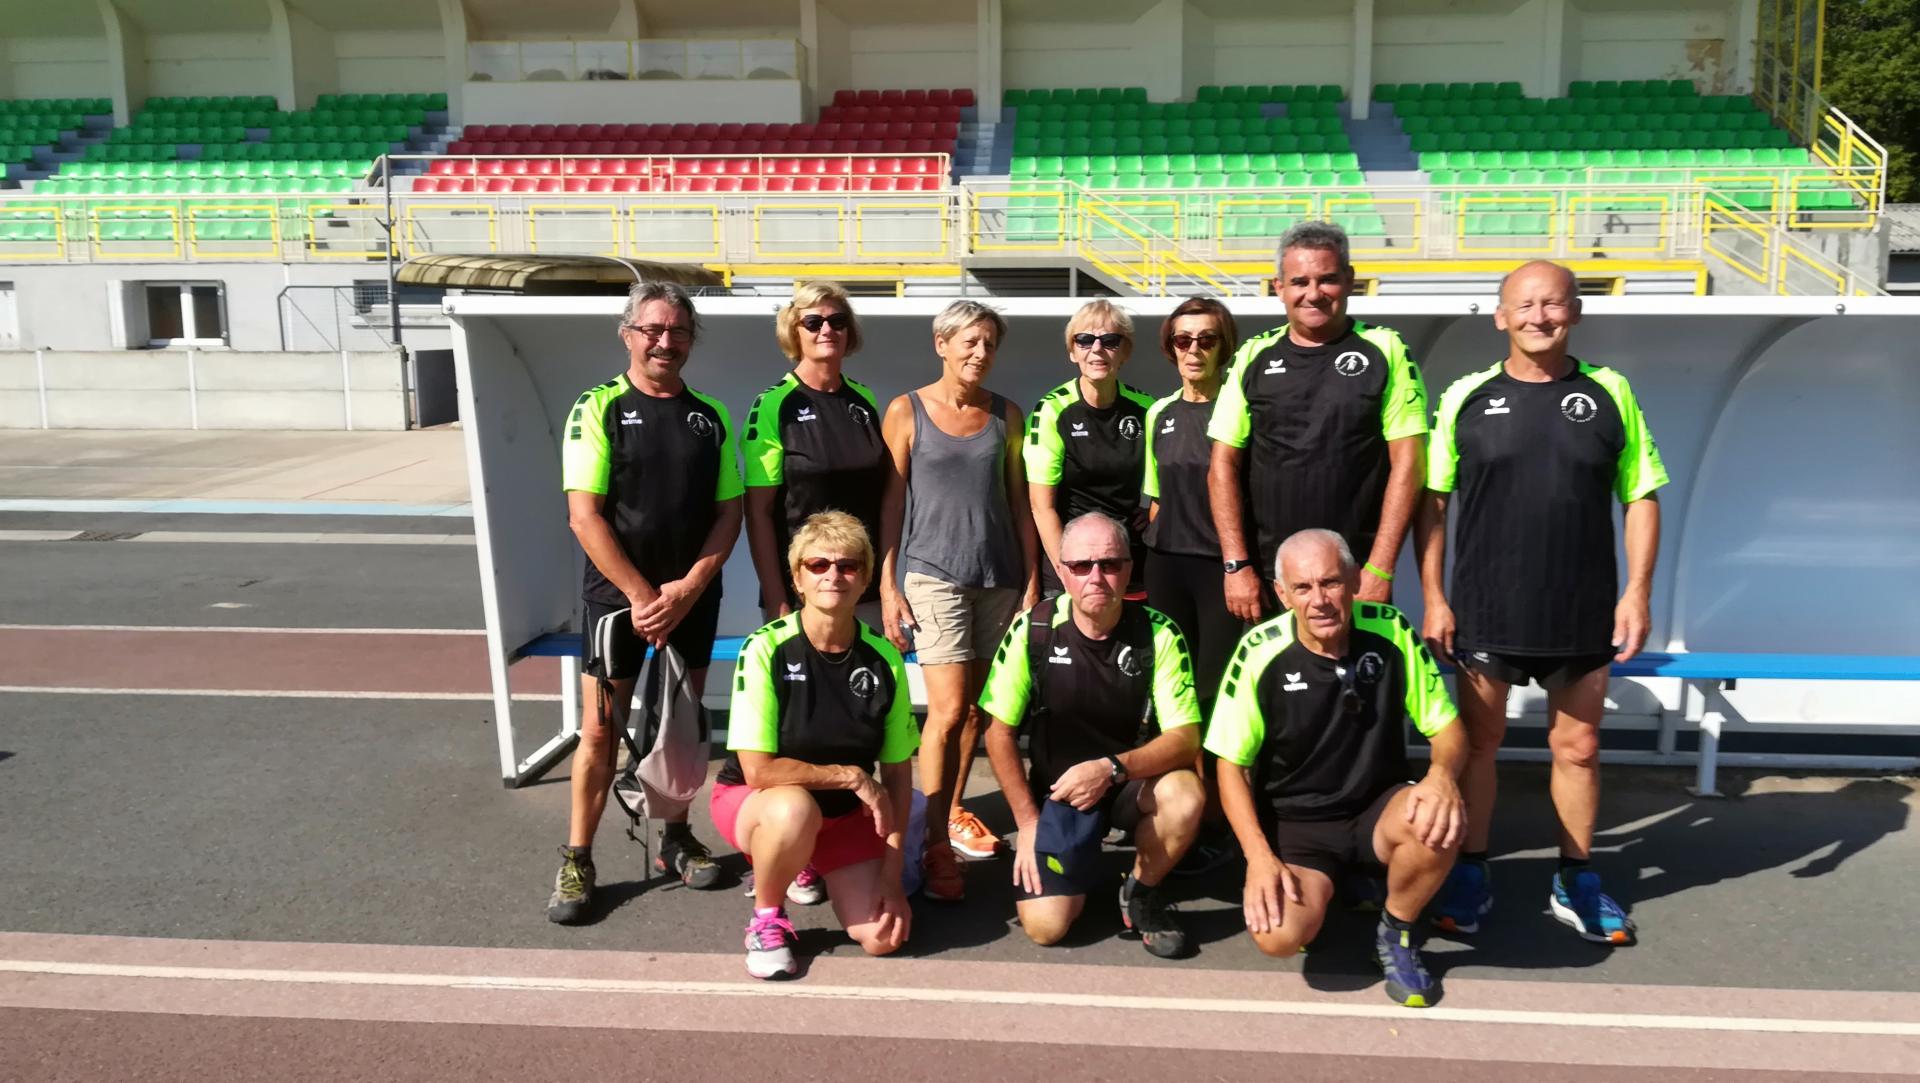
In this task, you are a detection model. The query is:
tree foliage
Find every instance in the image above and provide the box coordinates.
[1820,0,1920,201]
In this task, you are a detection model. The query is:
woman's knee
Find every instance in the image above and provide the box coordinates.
[1251,927,1307,958]
[1017,899,1080,945]
[754,786,822,835]
[849,927,903,956]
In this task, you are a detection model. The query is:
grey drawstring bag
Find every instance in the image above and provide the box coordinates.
[606,638,711,864]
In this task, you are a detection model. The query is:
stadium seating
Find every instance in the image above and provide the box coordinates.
[0,98,112,175]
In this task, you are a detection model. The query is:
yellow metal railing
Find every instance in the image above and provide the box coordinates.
[0,204,67,260]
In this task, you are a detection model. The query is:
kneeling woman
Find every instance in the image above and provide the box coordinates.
[712,510,918,980]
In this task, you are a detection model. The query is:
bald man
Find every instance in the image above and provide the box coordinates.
[1417,260,1668,946]
[1207,528,1466,1008]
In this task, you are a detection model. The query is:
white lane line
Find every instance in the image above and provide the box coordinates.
[0,624,484,635]
[2,959,1915,1037]
[129,532,476,546]
[0,530,82,541]
[0,686,559,702]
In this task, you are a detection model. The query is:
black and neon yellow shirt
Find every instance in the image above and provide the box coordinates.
[561,373,743,605]
[1024,379,1156,548]
[1141,394,1220,558]
[1206,321,1428,570]
[1428,359,1668,655]
[1205,604,1454,823]
[978,596,1200,795]
[743,372,888,602]
[717,615,919,817]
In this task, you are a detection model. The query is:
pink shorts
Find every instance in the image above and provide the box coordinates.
[710,782,886,875]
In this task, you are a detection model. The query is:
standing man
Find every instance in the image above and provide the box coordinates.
[1418,260,1668,946]
[1208,221,1429,622]
[548,281,745,924]
[1207,529,1465,1008]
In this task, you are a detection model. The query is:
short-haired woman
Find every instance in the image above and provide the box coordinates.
[712,511,917,980]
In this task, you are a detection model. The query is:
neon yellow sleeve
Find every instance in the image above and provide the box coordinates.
[560,382,616,494]
[977,606,1035,727]
[1023,387,1067,485]
[1368,326,1430,441]
[1141,394,1175,501]
[741,378,793,489]
[725,619,786,753]
[1206,343,1257,448]
[1370,604,1456,739]
[1146,608,1201,730]
[1202,619,1290,767]
[1426,365,1499,493]
[1589,367,1671,503]
[872,631,921,764]
[707,396,746,502]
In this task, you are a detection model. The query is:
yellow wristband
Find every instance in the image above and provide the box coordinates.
[1363,561,1395,581]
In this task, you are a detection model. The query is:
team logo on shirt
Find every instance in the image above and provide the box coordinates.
[1483,397,1510,416]
[1333,351,1370,377]
[1282,671,1309,692]
[1115,644,1142,677]
[1159,415,1177,435]
[1560,392,1598,423]
[1048,645,1073,666]
[1263,355,1288,375]
[796,406,818,423]
[1118,416,1141,441]
[848,666,879,698]
[848,402,872,425]
[1356,651,1385,685]
[620,409,643,426]
[687,412,717,439]
[783,661,808,682]
[1069,422,1089,438]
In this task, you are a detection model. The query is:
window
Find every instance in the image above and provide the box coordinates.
[142,282,228,347]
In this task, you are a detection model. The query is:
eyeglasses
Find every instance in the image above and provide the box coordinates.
[799,312,851,333]
[1333,665,1364,718]
[1060,557,1131,577]
[1071,332,1127,351]
[1169,333,1221,352]
[800,557,863,576]
[625,323,692,343]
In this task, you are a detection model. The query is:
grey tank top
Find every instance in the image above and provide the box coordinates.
[902,391,1023,590]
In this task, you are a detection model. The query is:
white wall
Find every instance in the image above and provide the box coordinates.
[1003,20,1145,97]
[335,30,449,94]
[1376,0,1542,90]
[1181,3,1214,100]
[0,350,409,430]
[1211,14,1351,89]
[811,3,854,104]
[285,6,339,107]
[462,77,805,123]
[846,24,974,92]
[144,32,276,98]
[1574,4,1733,92]
[4,37,110,100]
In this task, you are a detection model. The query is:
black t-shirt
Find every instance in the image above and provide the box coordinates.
[719,615,919,817]
[1142,394,1221,557]
[1024,379,1156,550]
[1429,359,1669,655]
[1207,321,1428,570]
[743,373,887,603]
[562,374,742,605]
[1205,605,1455,823]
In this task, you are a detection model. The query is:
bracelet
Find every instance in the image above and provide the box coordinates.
[1363,561,1395,581]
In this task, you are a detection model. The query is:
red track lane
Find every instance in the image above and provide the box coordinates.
[0,628,560,696]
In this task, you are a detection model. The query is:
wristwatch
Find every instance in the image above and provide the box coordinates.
[1222,558,1252,574]
[1106,754,1128,785]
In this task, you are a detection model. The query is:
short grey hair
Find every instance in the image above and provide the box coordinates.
[1061,511,1130,555]
[620,281,700,339]
[932,299,1006,344]
[1277,220,1352,275]
[1274,528,1355,581]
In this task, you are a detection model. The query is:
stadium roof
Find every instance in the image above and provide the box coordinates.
[1885,205,1920,254]
[397,254,724,293]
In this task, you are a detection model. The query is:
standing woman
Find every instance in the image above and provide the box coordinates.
[1142,297,1241,713]
[1026,299,1155,598]
[878,300,1039,903]
[743,281,888,624]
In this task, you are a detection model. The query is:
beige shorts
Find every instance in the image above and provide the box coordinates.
[900,571,1021,666]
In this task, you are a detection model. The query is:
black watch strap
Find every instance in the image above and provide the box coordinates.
[1223,558,1251,574]
[1106,754,1128,784]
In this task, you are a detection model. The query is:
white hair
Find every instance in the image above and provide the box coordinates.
[1061,512,1130,555]
[1275,528,1355,580]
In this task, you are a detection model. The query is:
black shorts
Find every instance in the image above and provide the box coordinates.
[582,586,723,678]
[1456,649,1614,692]
[1015,778,1147,901]
[1269,784,1407,881]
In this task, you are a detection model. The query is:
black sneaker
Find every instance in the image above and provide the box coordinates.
[546,847,595,924]
[657,831,724,890]
[1119,874,1191,959]
[1170,834,1240,879]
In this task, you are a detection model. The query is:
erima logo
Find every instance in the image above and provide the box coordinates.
[1282,672,1309,692]
[1118,416,1140,441]
[796,406,817,422]
[1048,645,1073,666]
[1160,416,1177,435]
[848,666,878,698]
[1561,392,1598,423]
[783,661,807,682]
[1333,351,1369,377]
[1483,397,1510,416]
[1069,422,1089,438]
[1264,356,1288,375]
[620,410,643,426]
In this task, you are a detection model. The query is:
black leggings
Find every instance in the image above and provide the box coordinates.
[1143,548,1243,715]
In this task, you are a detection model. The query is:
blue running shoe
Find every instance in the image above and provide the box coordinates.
[1550,869,1636,945]
[1430,859,1491,935]
[1373,920,1438,1008]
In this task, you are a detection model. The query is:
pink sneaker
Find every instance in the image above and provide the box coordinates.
[787,864,826,906]
[745,909,797,980]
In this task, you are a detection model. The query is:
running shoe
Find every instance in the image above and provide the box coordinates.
[744,909,798,980]
[1550,868,1636,945]
[1119,874,1191,959]
[1373,919,1438,1008]
[1343,872,1388,913]
[1430,859,1492,935]
[546,847,595,925]
[949,807,1002,858]
[656,830,724,890]
[921,837,966,901]
[1170,830,1240,879]
[786,864,827,906]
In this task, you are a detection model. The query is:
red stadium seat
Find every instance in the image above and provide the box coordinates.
[904,89,928,106]
[817,176,846,192]
[954,89,975,106]
[871,176,899,192]
[611,177,643,193]
[412,177,442,193]
[689,176,717,192]
[713,177,739,192]
[503,124,529,140]
[833,89,857,107]
[535,177,561,192]
[742,123,768,140]
[577,124,604,140]
[562,176,589,192]
[765,176,792,192]
[850,176,871,191]
[530,124,555,139]
[693,123,719,139]
[850,157,877,175]
[737,175,763,191]
[718,123,743,138]
[880,89,905,105]
[482,124,509,140]
[536,158,562,175]
[586,177,613,192]
[561,140,589,155]
[769,157,799,175]
[791,176,818,192]
[713,140,740,154]
[428,159,456,175]
[554,124,579,140]
[798,157,828,176]
[928,88,952,105]
[587,141,615,155]
[626,140,653,154]
[767,123,792,139]
[670,123,696,139]
[875,157,900,175]
[461,124,485,139]
[856,89,881,106]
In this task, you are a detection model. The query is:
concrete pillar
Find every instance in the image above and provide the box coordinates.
[1351,0,1373,119]
[1729,0,1759,94]
[1539,0,1568,98]
[267,0,337,110]
[436,0,468,126]
[1138,0,1185,104]
[95,0,147,125]
[976,0,1001,114]
[607,0,647,39]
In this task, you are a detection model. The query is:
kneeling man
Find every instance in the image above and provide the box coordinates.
[983,512,1206,958]
[1207,529,1466,1006]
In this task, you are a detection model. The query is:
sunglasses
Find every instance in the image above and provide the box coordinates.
[1072,332,1127,351]
[625,323,692,343]
[1170,333,1221,351]
[1333,665,1365,718]
[800,313,851,333]
[1061,557,1131,577]
[800,557,863,576]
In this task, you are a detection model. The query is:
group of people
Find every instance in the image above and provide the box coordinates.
[547,221,1668,1007]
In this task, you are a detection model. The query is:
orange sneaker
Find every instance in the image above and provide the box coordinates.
[921,837,966,902]
[948,806,1001,858]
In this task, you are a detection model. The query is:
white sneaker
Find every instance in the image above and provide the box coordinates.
[745,909,798,980]
[786,864,827,906]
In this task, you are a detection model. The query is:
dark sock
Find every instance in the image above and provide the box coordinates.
[565,845,592,864]
[1558,855,1591,875]
[1461,850,1490,866]
[1381,910,1414,934]
[661,821,694,843]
